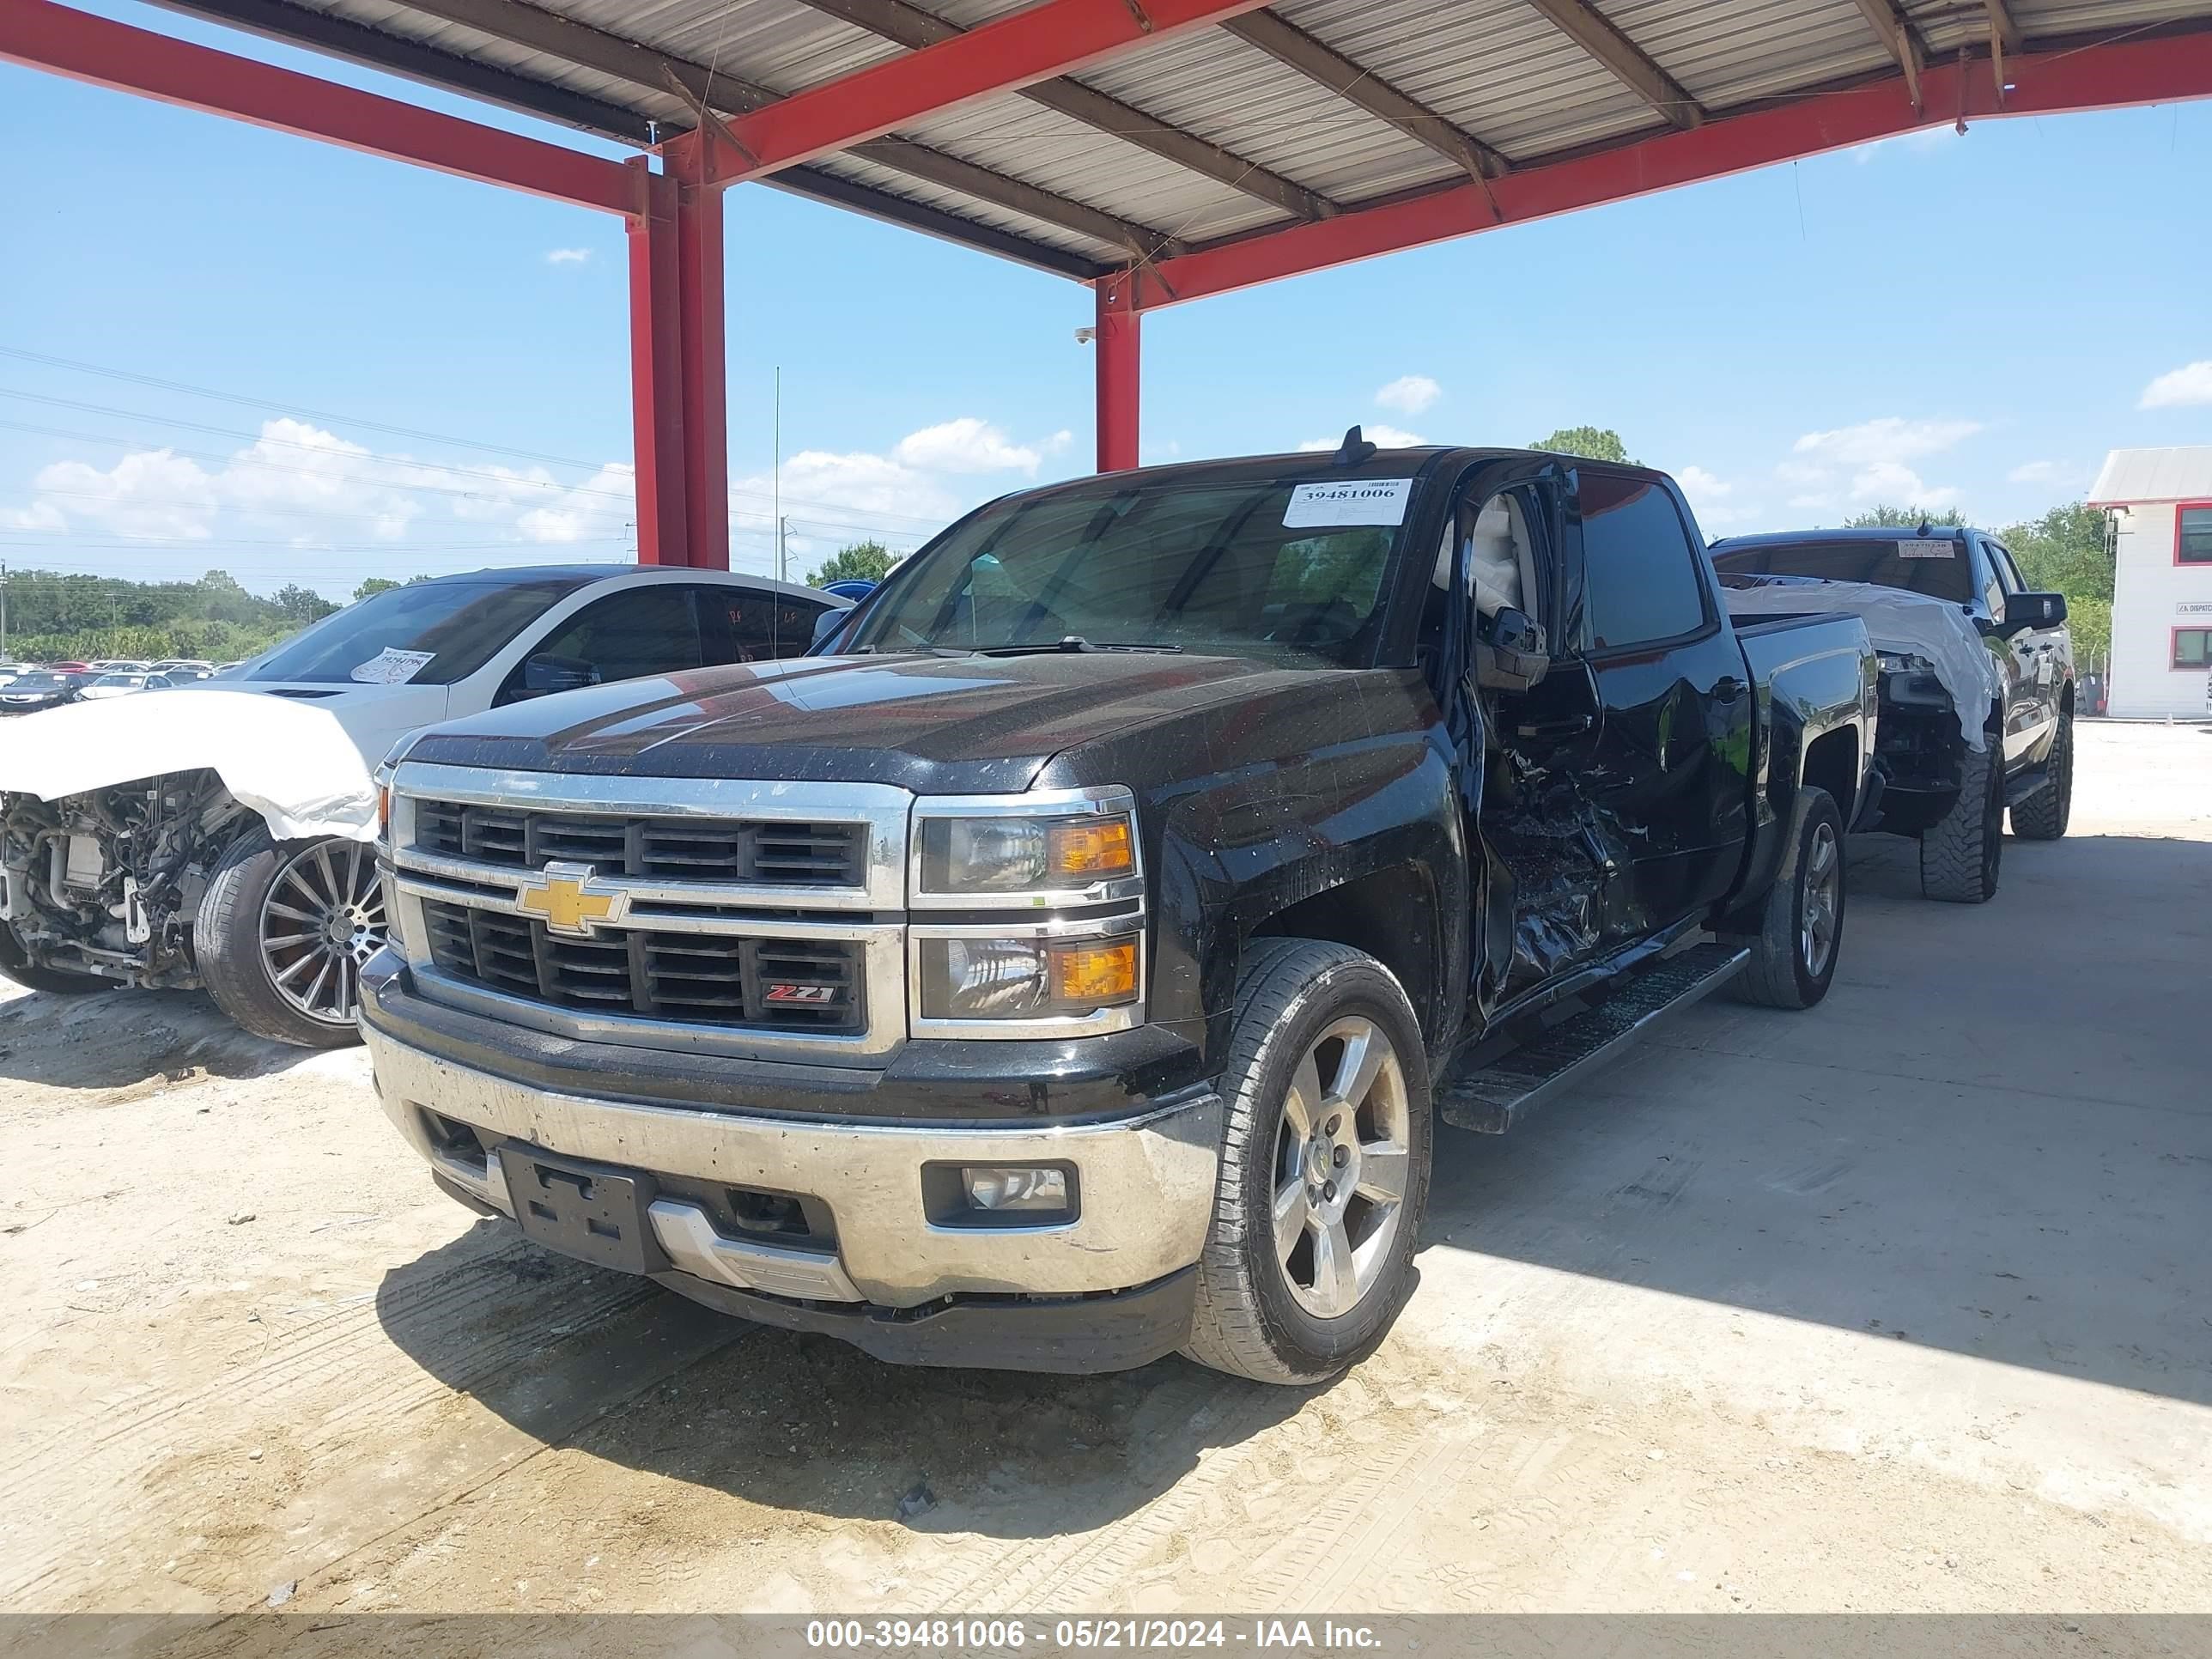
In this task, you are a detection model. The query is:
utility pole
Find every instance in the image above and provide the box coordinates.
[778,516,789,584]
[1,562,9,663]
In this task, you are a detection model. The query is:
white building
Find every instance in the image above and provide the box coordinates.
[2090,446,2212,720]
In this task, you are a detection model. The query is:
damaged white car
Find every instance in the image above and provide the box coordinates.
[0,564,848,1045]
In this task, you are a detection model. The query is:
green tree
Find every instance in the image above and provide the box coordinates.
[1528,426,1633,464]
[354,576,401,602]
[2002,501,2112,666]
[1842,504,1968,530]
[272,583,338,624]
[806,539,898,587]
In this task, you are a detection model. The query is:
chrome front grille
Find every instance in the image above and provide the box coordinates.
[418,898,862,1030]
[412,799,864,887]
[386,764,910,1061]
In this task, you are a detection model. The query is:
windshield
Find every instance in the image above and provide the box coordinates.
[240,578,586,686]
[844,472,1420,667]
[1710,537,1973,603]
[9,673,67,690]
[93,674,141,687]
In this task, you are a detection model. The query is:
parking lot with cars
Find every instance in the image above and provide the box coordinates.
[3,720,2203,1617]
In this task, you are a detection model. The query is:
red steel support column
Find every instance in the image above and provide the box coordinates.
[1095,275,1140,473]
[675,173,730,570]
[625,161,688,567]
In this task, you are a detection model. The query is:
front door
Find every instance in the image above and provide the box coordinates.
[1980,537,2062,767]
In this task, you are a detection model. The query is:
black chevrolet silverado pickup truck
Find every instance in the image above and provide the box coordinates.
[360,439,1876,1383]
[1711,526,2074,904]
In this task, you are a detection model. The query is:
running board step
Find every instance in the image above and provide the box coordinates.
[2003,768,2051,808]
[1437,941,1750,1135]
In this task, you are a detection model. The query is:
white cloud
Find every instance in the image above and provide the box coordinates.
[2008,459,2065,484]
[1297,423,1425,452]
[1375,375,1441,416]
[1850,460,1959,507]
[32,447,223,540]
[2139,361,2212,410]
[1677,465,1732,502]
[891,417,1045,475]
[1792,416,1982,467]
[0,500,66,532]
[514,463,635,544]
[1791,416,1978,509]
[545,247,592,265]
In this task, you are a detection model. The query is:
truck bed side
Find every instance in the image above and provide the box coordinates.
[1724,611,1877,919]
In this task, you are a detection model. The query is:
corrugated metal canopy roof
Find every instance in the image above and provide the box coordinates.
[151,0,2212,280]
[2090,447,2212,505]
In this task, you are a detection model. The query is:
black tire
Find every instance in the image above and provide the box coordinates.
[1728,786,1844,1011]
[1920,738,2002,903]
[1183,939,1432,1385]
[195,829,382,1048]
[0,923,115,997]
[2009,713,2072,841]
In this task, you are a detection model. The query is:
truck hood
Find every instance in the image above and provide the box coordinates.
[0,681,453,840]
[405,652,1294,793]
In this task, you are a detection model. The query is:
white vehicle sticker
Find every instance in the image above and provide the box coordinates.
[1284,478,1413,529]
[349,647,436,685]
[1896,540,1954,559]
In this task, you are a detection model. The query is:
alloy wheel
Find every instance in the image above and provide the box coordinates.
[1272,1015,1412,1320]
[258,841,386,1026]
[1800,820,1840,979]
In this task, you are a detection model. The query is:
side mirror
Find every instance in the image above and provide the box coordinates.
[1472,606,1551,693]
[2001,592,2066,635]
[514,652,601,699]
[811,608,850,649]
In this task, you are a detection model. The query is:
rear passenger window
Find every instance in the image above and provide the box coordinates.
[1577,471,1709,651]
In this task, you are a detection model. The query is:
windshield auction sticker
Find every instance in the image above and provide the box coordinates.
[349,647,436,685]
[1284,478,1413,529]
[1895,540,1954,558]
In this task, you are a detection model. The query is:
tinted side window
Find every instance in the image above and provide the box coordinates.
[1984,540,2025,593]
[709,590,830,662]
[532,586,702,684]
[1578,472,1709,651]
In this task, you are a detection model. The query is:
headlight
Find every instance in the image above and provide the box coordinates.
[1878,651,1934,675]
[912,788,1139,904]
[918,932,1140,1021]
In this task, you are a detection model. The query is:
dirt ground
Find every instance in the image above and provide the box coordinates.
[2,722,2208,1618]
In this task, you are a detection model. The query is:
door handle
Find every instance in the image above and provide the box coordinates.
[1517,714,1595,739]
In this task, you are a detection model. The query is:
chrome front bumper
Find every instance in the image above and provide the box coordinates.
[363,1024,1222,1310]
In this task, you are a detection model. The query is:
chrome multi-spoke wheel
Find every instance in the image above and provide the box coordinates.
[258,839,386,1027]
[1799,819,1839,980]
[1185,939,1432,1383]
[1271,1013,1413,1321]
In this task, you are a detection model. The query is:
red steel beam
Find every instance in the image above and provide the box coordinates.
[1094,276,1141,473]
[625,163,690,568]
[1133,29,2212,309]
[702,0,1273,185]
[0,0,637,215]
[675,169,730,570]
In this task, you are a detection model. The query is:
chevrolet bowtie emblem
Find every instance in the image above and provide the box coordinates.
[514,861,629,938]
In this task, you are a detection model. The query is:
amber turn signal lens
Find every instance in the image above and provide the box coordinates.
[1048,940,1139,1005]
[1048,817,1133,879]
[376,784,392,839]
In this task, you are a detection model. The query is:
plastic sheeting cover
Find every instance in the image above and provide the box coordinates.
[1722,576,2001,750]
[0,690,383,840]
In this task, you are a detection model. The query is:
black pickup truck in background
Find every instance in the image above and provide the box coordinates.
[1711,526,2074,903]
[359,437,1876,1384]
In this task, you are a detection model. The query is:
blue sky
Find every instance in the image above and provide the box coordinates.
[3,1,2212,599]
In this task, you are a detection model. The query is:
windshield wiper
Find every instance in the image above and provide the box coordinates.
[973,636,1182,657]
